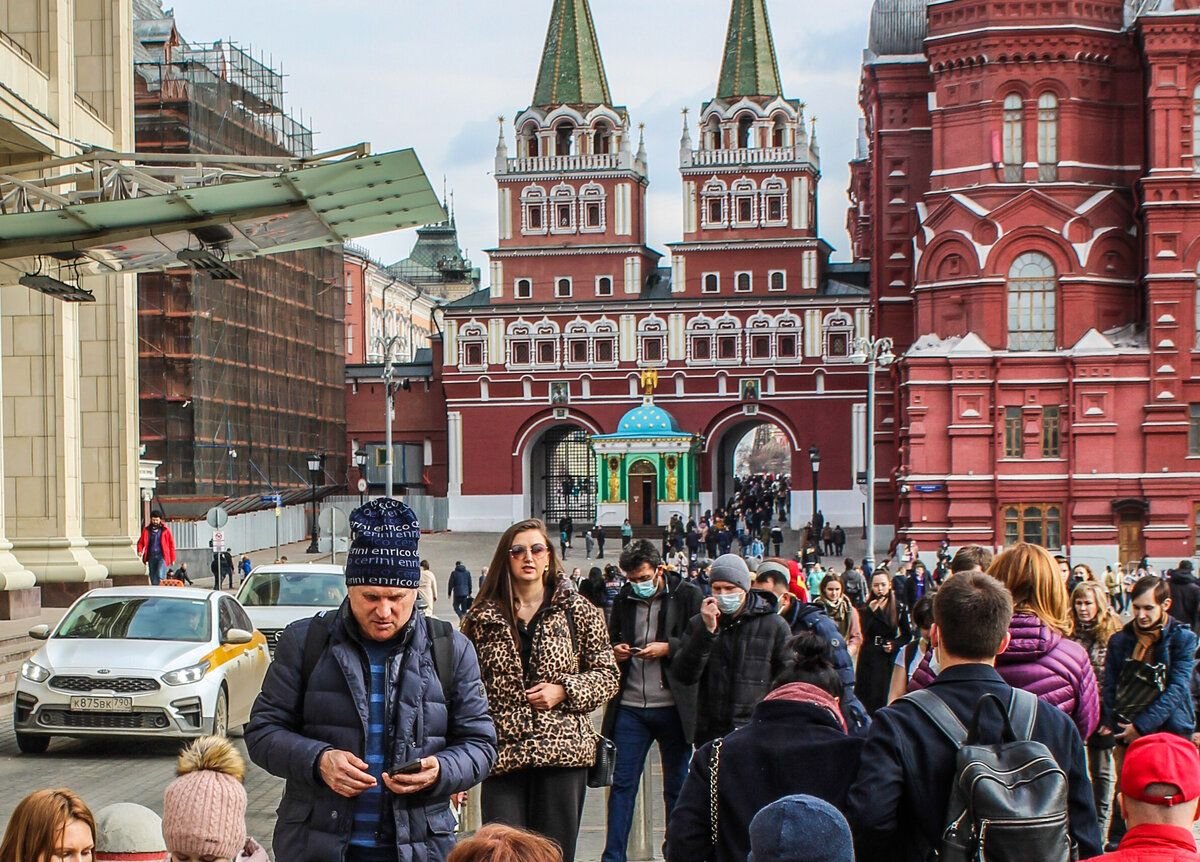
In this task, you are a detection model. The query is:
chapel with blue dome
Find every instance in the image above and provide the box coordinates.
[590,375,702,528]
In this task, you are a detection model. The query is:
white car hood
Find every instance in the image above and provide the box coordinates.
[244,606,337,631]
[37,638,211,674]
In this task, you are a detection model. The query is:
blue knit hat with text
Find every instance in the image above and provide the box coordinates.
[345,498,421,589]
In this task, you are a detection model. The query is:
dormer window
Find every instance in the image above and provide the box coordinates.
[555,122,574,156]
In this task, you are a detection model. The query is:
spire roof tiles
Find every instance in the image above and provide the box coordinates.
[717,0,784,100]
[532,0,613,109]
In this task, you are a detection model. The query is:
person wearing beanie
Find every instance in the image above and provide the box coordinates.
[1082,732,1200,861]
[672,553,793,744]
[94,803,167,861]
[747,795,854,862]
[161,737,267,862]
[246,498,498,862]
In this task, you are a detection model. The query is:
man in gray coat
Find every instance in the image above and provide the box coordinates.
[246,498,496,862]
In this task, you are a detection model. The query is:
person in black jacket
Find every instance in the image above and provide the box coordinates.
[448,561,473,619]
[666,631,865,862]
[846,571,1102,862]
[244,499,497,862]
[601,540,703,862]
[1167,559,1200,632]
[672,554,792,744]
[856,571,912,714]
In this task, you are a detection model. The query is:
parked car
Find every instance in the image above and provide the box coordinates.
[13,587,270,753]
[235,563,346,655]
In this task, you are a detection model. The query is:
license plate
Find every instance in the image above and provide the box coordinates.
[69,696,132,713]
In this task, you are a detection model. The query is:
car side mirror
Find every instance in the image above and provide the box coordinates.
[28,624,50,640]
[222,628,253,646]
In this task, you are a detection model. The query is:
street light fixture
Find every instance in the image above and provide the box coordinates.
[849,335,896,569]
[808,445,821,531]
[355,449,369,506]
[306,453,323,554]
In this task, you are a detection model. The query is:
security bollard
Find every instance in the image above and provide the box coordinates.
[625,762,658,861]
[457,784,483,836]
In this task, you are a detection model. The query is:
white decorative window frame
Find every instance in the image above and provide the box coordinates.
[731,178,759,228]
[768,269,787,291]
[595,275,614,296]
[734,271,753,293]
[520,185,548,236]
[637,317,668,367]
[714,314,743,366]
[591,320,619,368]
[702,272,721,294]
[579,182,607,234]
[507,322,535,369]
[701,179,729,229]
[550,183,577,235]
[761,177,788,227]
[458,323,488,370]
[514,278,533,300]
[774,313,802,363]
[822,311,855,363]
[554,276,573,299]
[745,313,776,365]
[686,316,715,366]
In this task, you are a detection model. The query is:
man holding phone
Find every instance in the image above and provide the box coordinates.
[247,498,497,862]
[602,539,703,862]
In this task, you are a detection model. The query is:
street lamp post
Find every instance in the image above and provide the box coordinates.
[306,453,322,554]
[808,445,821,529]
[355,449,369,506]
[849,336,896,569]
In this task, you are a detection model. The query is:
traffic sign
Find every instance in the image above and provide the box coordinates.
[205,506,229,529]
[260,494,281,506]
[356,478,368,494]
[212,530,226,552]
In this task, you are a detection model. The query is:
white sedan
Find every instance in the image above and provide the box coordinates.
[12,586,270,753]
[235,563,346,656]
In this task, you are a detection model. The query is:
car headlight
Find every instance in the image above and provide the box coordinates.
[162,660,210,686]
[20,660,49,683]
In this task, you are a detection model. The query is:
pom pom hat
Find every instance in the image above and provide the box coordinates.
[345,498,421,589]
[161,736,247,860]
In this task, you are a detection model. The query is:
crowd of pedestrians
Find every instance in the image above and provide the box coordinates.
[15,493,1200,862]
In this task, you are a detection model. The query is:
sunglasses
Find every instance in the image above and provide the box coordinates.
[509,543,550,559]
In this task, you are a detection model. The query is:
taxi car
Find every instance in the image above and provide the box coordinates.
[235,563,346,656]
[12,586,270,753]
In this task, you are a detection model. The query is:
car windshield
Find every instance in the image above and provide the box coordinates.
[56,596,211,642]
[238,572,347,608]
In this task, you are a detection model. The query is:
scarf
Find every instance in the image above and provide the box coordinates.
[1133,619,1164,662]
[817,595,852,631]
[764,681,846,732]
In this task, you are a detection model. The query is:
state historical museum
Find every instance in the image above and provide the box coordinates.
[427,0,1200,569]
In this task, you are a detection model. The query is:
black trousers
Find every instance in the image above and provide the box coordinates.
[481,766,588,862]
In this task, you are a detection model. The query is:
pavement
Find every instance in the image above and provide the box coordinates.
[0,528,675,860]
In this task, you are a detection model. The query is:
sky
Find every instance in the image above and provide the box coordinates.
[169,0,877,276]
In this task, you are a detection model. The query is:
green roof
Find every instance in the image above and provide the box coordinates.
[717,0,784,100]
[532,0,612,108]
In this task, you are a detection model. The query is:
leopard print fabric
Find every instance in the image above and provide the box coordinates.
[461,578,619,776]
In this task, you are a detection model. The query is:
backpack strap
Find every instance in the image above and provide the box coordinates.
[426,616,456,702]
[905,687,969,747]
[1007,687,1038,741]
[300,610,336,701]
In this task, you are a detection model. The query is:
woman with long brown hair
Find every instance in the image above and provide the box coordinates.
[1070,580,1122,837]
[855,570,911,713]
[909,543,1099,740]
[816,574,863,660]
[0,789,95,862]
[461,518,618,862]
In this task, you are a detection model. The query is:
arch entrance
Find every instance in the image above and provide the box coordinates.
[627,459,658,527]
[528,424,596,525]
[711,417,795,512]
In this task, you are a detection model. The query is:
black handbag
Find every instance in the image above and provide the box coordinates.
[588,736,617,788]
[1115,658,1167,725]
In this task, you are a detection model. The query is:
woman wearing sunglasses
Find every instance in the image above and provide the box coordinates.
[461,518,619,862]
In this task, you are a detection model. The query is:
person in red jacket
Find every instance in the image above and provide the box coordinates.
[135,510,176,586]
[1084,732,1200,861]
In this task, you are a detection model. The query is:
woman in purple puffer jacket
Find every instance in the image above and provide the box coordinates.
[907,543,1099,740]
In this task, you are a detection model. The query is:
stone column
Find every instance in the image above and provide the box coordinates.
[80,274,144,585]
[4,284,109,607]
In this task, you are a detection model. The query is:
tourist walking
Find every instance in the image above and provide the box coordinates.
[855,571,911,713]
[136,509,176,587]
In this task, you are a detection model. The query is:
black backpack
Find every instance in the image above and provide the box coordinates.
[906,688,1074,862]
[300,611,456,703]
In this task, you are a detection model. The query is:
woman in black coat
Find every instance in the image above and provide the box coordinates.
[666,631,865,862]
[856,570,911,714]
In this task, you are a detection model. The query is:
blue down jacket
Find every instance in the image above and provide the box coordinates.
[246,604,497,862]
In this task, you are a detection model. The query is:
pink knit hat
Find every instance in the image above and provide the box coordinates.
[161,736,247,859]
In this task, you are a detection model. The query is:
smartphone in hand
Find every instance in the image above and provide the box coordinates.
[391,757,424,775]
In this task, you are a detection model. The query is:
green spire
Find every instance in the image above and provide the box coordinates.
[532,0,613,108]
[717,0,783,100]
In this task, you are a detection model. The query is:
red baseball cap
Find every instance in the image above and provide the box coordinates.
[1121,733,1200,806]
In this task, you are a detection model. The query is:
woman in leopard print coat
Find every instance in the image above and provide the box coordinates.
[462,518,618,862]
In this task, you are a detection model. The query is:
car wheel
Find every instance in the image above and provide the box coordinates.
[212,688,229,739]
[15,732,49,754]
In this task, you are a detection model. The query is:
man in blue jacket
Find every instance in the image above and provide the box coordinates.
[246,498,497,862]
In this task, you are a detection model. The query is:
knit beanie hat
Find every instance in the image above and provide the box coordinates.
[709,554,751,591]
[748,794,854,862]
[162,737,247,860]
[94,803,168,861]
[345,498,421,589]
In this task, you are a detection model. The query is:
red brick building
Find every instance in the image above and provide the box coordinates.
[849,0,1200,567]
[442,0,877,533]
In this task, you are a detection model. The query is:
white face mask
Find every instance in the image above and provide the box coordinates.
[929,644,943,676]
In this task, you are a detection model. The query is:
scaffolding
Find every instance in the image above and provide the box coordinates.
[135,19,344,502]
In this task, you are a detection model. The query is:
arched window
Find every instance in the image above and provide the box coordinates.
[550,184,576,233]
[1007,252,1057,351]
[593,121,611,155]
[703,273,720,293]
[458,323,487,369]
[823,311,854,360]
[771,115,787,149]
[520,186,547,234]
[687,317,715,363]
[507,322,534,367]
[555,122,574,156]
[1003,94,1024,183]
[521,123,540,158]
[579,183,606,232]
[701,179,727,228]
[731,178,758,227]
[737,114,755,149]
[761,177,788,225]
[1037,93,1058,182]
[705,115,721,151]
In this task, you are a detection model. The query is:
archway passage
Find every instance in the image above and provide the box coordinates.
[628,459,658,527]
[714,419,794,510]
[531,424,596,526]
